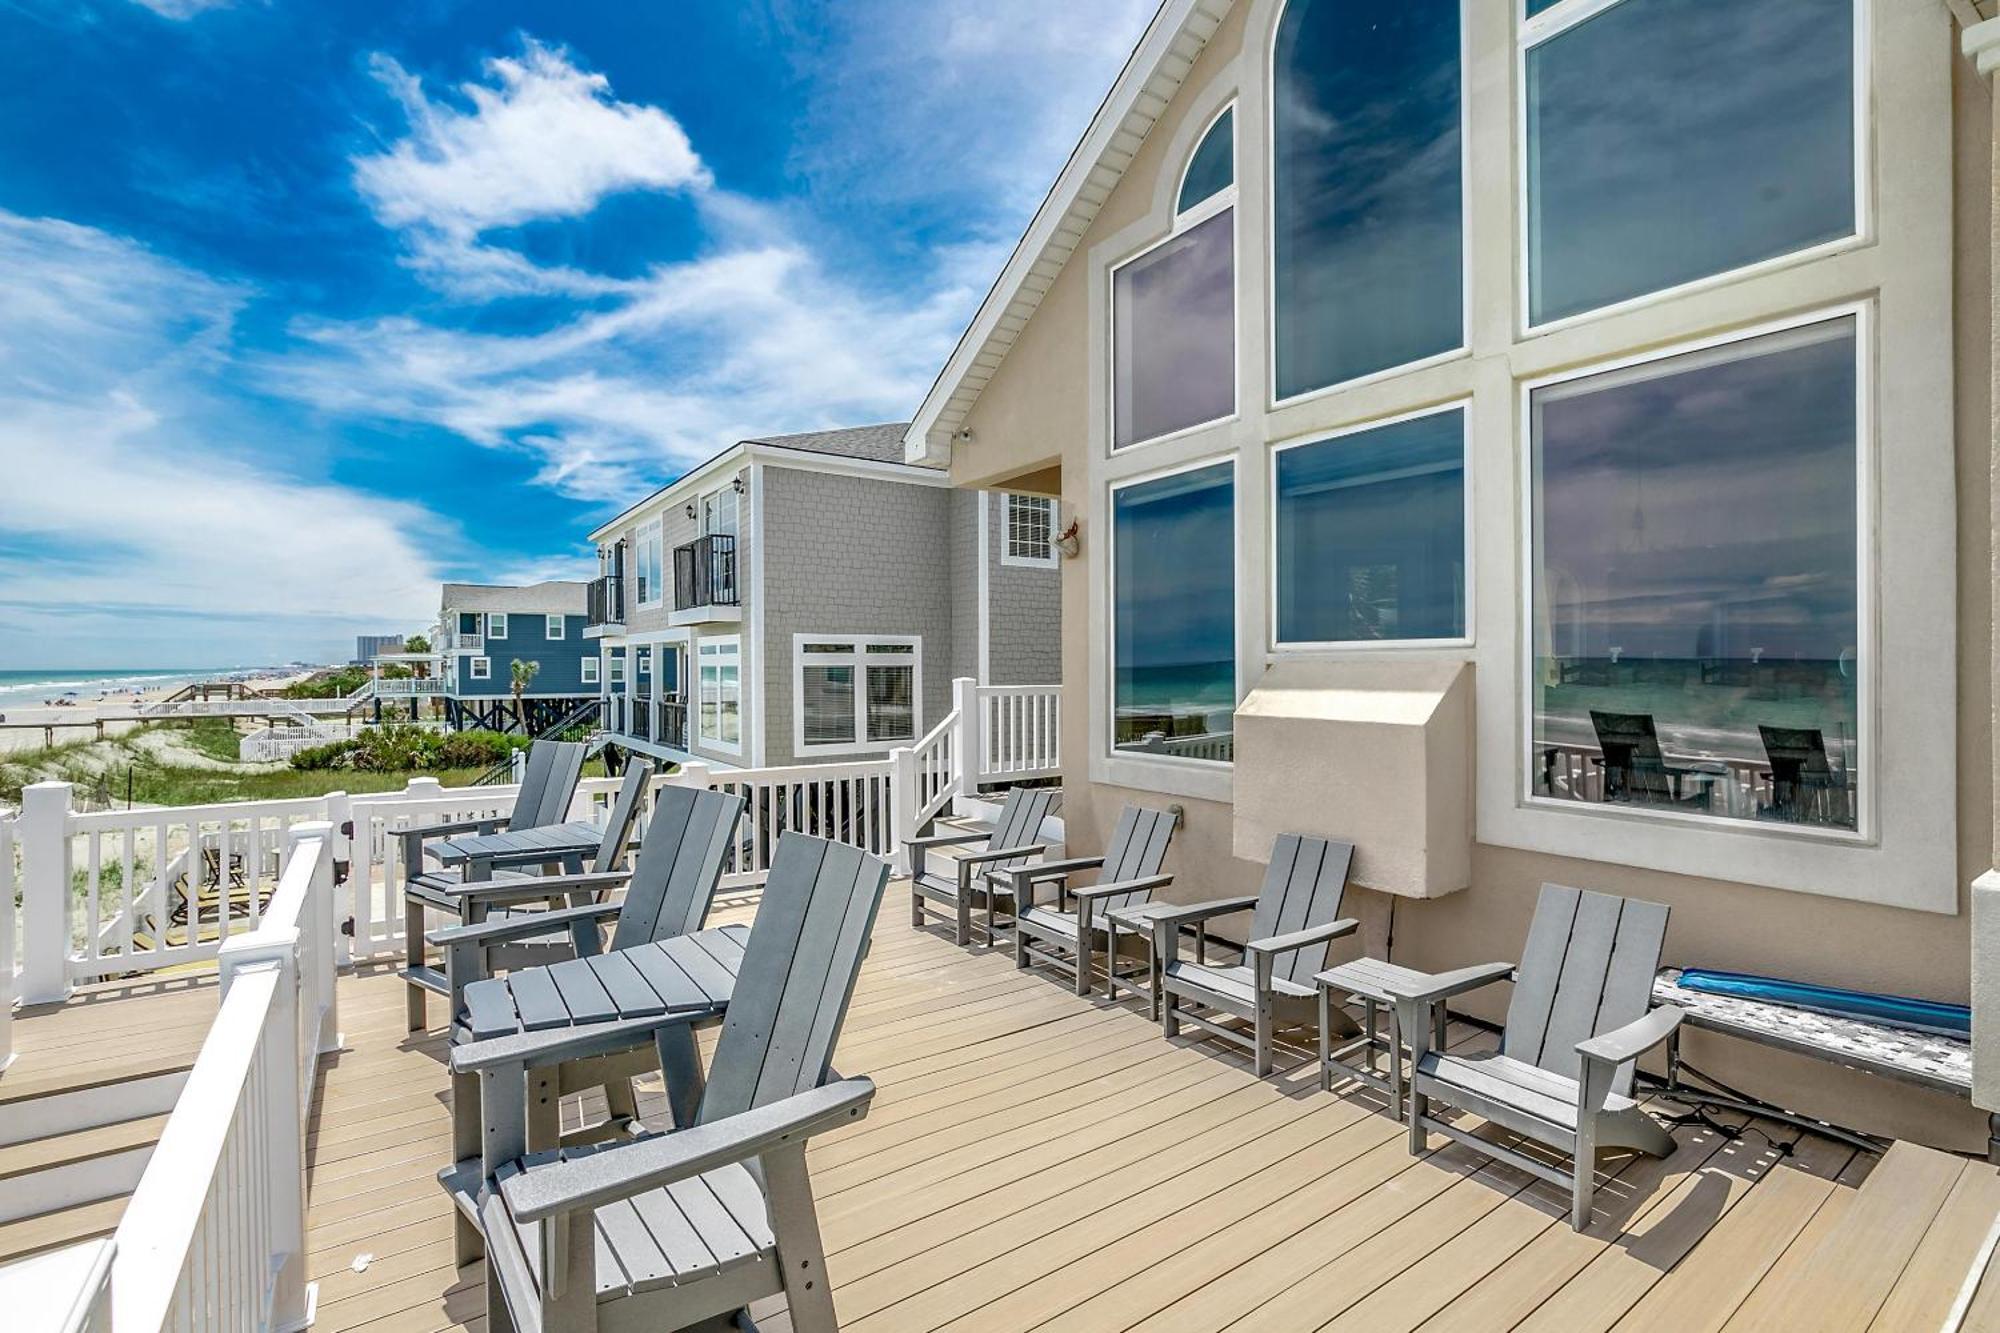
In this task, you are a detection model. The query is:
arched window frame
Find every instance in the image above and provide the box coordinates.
[1105,99,1241,455]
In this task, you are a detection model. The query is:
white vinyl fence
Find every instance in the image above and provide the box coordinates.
[110,822,339,1333]
[2,813,17,1076]
[9,676,1063,998]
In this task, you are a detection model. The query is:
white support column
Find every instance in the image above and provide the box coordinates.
[324,790,354,967]
[285,821,341,1057]
[951,676,980,805]
[217,934,309,1331]
[17,781,74,1006]
[0,817,14,1073]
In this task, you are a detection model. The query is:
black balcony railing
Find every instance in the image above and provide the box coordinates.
[587,573,625,627]
[673,533,739,611]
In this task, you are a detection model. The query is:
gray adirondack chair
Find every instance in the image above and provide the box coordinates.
[1010,804,1176,996]
[477,833,890,1333]
[403,753,634,1030]
[905,785,1057,946]
[428,780,746,1267]
[1389,883,1683,1230]
[1153,834,1358,1076]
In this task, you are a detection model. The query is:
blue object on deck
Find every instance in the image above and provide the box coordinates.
[1675,968,1971,1039]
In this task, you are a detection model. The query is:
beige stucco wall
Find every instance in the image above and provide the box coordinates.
[953,4,1996,1152]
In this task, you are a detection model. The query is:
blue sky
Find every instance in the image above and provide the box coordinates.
[0,0,1151,669]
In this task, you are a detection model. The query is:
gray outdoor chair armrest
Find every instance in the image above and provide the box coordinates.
[501,1078,877,1223]
[1382,961,1517,1005]
[903,832,988,852]
[435,870,632,902]
[1245,916,1359,958]
[428,901,621,949]
[1071,873,1175,902]
[957,842,1048,869]
[1575,1004,1683,1065]
[474,842,613,870]
[1010,855,1105,881]
[398,817,505,846]
[450,1010,706,1075]
[1148,894,1262,927]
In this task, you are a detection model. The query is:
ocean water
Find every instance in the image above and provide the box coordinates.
[0,668,262,710]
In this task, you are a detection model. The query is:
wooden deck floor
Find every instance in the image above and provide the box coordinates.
[11,882,1997,1330]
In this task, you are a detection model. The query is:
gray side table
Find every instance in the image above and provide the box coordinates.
[1315,958,1448,1118]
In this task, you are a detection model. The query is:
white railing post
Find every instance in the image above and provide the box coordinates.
[405,776,444,800]
[325,790,355,966]
[951,676,979,801]
[216,933,308,1330]
[889,746,920,856]
[285,821,340,1058]
[0,816,14,1074]
[668,762,713,790]
[18,781,75,1006]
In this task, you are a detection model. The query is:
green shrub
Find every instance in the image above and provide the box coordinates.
[289,738,362,770]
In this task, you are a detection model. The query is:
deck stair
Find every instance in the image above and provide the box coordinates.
[1721,1140,2000,1331]
[0,1050,195,1265]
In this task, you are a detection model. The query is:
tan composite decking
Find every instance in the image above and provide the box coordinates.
[12,882,2000,1330]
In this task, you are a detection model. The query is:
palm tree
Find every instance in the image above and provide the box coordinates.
[509,659,540,734]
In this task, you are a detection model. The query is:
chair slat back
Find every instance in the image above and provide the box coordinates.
[1094,805,1177,913]
[698,834,890,1123]
[1247,834,1355,988]
[981,786,1058,876]
[588,765,653,874]
[1502,883,1670,1090]
[608,785,747,951]
[509,741,558,826]
[516,740,588,828]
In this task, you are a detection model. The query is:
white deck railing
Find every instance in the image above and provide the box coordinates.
[1,813,17,1076]
[110,823,338,1333]
[977,684,1061,782]
[704,760,897,890]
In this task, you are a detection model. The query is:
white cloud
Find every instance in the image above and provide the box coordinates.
[355,40,708,239]
[0,212,443,662]
[127,0,233,18]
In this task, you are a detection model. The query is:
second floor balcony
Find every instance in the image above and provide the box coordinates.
[587,573,625,630]
[672,532,740,623]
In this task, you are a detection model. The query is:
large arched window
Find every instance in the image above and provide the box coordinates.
[1271,0,1463,401]
[1112,104,1236,450]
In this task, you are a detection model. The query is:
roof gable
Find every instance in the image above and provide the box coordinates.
[901,0,1236,467]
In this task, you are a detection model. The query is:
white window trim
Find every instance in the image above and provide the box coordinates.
[546,613,565,640]
[1000,493,1061,569]
[700,482,741,538]
[1174,99,1237,220]
[1100,456,1240,788]
[1512,0,1873,339]
[636,520,665,609]
[581,657,599,685]
[790,635,924,756]
[1267,399,1475,654]
[697,634,744,755]
[1515,304,1874,840]
[469,657,491,681]
[1108,119,1241,456]
[1265,0,1474,412]
[486,613,507,640]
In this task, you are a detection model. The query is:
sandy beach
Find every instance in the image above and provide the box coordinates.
[0,668,324,757]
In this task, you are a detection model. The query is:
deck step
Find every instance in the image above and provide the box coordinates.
[0,1197,126,1267]
[1725,1140,1969,1332]
[0,1114,169,1186]
[0,1056,192,1148]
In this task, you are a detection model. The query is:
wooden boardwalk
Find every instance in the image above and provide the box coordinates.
[10,882,1999,1329]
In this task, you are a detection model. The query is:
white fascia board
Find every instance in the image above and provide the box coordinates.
[902,0,1236,468]
[587,445,749,542]
[742,443,953,487]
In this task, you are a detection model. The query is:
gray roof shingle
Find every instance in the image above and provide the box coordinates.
[442,581,588,614]
[741,422,930,468]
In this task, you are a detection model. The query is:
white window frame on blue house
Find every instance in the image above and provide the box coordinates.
[546,614,564,640]
[469,657,491,681]
[486,613,508,641]
[581,657,599,685]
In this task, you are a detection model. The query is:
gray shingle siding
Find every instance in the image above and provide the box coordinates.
[987,494,1064,685]
[759,465,954,767]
